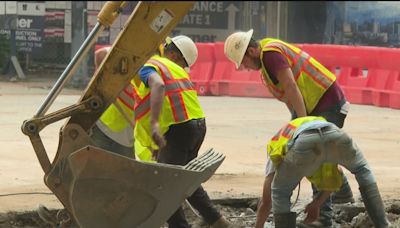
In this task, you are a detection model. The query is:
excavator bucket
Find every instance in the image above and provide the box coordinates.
[67,147,224,228]
[37,123,224,227]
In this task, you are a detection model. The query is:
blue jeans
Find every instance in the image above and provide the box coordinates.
[271,124,375,214]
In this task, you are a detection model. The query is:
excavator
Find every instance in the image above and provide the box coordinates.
[21,1,225,227]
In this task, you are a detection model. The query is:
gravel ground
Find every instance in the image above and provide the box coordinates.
[1,198,399,228]
[1,78,400,227]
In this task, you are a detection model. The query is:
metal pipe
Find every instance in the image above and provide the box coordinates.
[34,23,104,117]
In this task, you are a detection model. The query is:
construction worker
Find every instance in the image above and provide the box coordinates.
[255,116,390,228]
[90,46,136,158]
[134,35,234,228]
[224,29,354,227]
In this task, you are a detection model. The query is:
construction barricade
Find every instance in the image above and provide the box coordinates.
[301,44,400,109]
[387,71,400,109]
[190,43,216,96]
[94,43,400,110]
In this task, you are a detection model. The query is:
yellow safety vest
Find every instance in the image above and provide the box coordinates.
[259,38,336,114]
[133,55,204,151]
[99,82,135,132]
[95,45,135,149]
[95,46,158,161]
[267,116,342,191]
[96,82,135,151]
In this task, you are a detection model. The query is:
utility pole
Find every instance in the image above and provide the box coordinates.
[69,1,88,88]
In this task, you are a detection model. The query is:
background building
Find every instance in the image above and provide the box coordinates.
[1,1,400,84]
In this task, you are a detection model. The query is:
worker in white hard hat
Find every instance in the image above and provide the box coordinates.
[224,30,354,227]
[134,35,235,228]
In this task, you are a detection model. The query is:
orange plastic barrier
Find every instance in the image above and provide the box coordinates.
[190,43,216,95]
[367,69,392,107]
[209,42,271,98]
[338,68,372,105]
[93,42,400,109]
[387,72,400,109]
[301,44,400,108]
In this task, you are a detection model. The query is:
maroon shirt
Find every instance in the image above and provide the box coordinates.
[262,51,345,113]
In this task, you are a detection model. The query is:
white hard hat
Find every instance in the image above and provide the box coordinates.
[224,29,254,69]
[166,35,198,68]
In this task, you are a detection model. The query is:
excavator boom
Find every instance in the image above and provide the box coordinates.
[21,2,225,227]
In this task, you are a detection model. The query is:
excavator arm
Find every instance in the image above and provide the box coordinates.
[21,2,225,227]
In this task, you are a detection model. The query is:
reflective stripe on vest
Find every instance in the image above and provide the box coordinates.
[117,84,135,110]
[267,116,326,166]
[267,116,342,191]
[260,39,336,113]
[134,59,195,122]
[265,41,334,91]
[133,55,204,151]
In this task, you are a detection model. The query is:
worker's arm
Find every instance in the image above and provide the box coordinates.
[255,173,274,228]
[276,68,307,117]
[303,191,332,224]
[148,73,167,149]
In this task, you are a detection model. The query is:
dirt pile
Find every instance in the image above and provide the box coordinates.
[1,198,399,228]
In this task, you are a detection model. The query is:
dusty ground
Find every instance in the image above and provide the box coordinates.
[0,77,400,227]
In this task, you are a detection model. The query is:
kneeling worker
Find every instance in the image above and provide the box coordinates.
[255,116,390,228]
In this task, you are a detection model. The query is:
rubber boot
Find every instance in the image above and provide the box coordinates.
[274,212,297,228]
[359,183,390,228]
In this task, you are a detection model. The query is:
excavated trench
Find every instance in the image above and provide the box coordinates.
[1,198,399,227]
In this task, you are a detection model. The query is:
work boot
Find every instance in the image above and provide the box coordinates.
[332,175,355,204]
[274,212,297,228]
[359,183,390,228]
[210,216,239,228]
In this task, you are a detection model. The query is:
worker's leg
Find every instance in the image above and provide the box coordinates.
[157,120,200,227]
[325,129,390,227]
[331,172,354,204]
[272,132,323,226]
[187,186,221,224]
[158,119,207,164]
[274,212,297,228]
[157,120,199,227]
[182,119,225,225]
[272,160,314,227]
[316,107,355,205]
[158,119,222,227]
